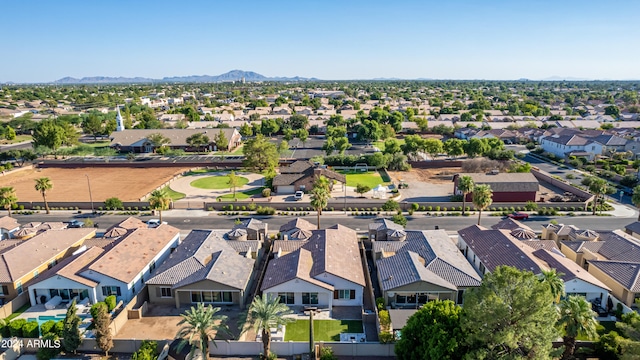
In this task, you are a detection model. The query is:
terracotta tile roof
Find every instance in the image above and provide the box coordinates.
[531,249,610,291]
[369,219,404,232]
[0,228,95,283]
[280,218,315,233]
[28,247,104,288]
[272,240,307,254]
[261,225,364,291]
[521,240,559,252]
[108,217,147,231]
[87,224,179,284]
[588,260,640,292]
[0,216,19,230]
[147,230,254,291]
[458,225,542,274]
[491,218,531,231]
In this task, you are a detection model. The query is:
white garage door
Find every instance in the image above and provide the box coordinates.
[277,185,295,194]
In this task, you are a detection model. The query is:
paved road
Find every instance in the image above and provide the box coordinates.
[0,141,32,153]
[9,211,637,233]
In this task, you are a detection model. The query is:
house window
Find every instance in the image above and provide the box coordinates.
[302,292,318,305]
[334,290,355,300]
[479,263,486,274]
[160,287,172,298]
[16,282,22,295]
[101,286,121,297]
[0,285,8,296]
[191,291,233,304]
[457,290,465,304]
[277,292,295,304]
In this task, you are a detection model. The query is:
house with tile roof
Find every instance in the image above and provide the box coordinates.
[540,134,605,160]
[0,216,20,240]
[279,218,315,240]
[452,172,539,202]
[368,219,406,241]
[109,128,241,153]
[374,230,481,308]
[272,160,347,195]
[25,224,180,306]
[0,228,96,304]
[147,229,255,308]
[458,225,610,302]
[261,225,365,311]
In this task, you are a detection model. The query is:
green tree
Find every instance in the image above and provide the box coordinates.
[239,123,253,137]
[464,138,490,158]
[391,213,407,226]
[243,134,279,173]
[395,300,465,360]
[149,189,171,223]
[605,105,620,118]
[539,269,565,304]
[104,197,123,210]
[355,184,371,197]
[383,139,402,155]
[94,304,113,357]
[228,171,239,198]
[297,128,309,147]
[176,303,231,360]
[4,126,16,141]
[37,334,61,360]
[0,187,17,217]
[240,295,293,360]
[147,133,171,153]
[632,185,640,221]
[82,113,103,141]
[214,130,228,157]
[186,133,210,153]
[558,295,598,360]
[443,138,466,158]
[62,299,81,354]
[278,140,289,156]
[472,184,493,226]
[457,176,474,216]
[34,177,53,214]
[32,119,64,157]
[588,178,608,215]
[462,266,559,360]
[422,138,444,159]
[310,175,331,229]
[261,118,280,137]
[334,137,350,155]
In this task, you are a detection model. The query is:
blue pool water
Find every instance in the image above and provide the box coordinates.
[26,314,88,326]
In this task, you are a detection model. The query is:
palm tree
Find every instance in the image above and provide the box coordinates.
[176,303,231,360]
[240,294,293,359]
[472,184,493,226]
[632,185,640,221]
[558,295,598,360]
[457,175,474,216]
[149,189,171,223]
[310,175,330,229]
[34,177,53,214]
[0,187,17,217]
[588,178,608,215]
[539,269,565,303]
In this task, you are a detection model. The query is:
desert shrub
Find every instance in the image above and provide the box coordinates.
[411,203,419,211]
[261,188,271,197]
[228,204,234,211]
[256,206,276,215]
[248,203,257,211]
[427,206,432,211]
[319,346,338,360]
[392,214,407,226]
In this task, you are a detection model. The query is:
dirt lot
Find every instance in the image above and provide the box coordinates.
[0,167,189,202]
[390,168,461,202]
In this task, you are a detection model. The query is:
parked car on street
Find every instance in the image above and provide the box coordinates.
[507,212,529,220]
[294,191,304,201]
[147,219,168,228]
[67,220,85,228]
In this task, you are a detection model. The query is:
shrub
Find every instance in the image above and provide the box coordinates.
[261,188,271,197]
[132,340,158,360]
[37,334,61,360]
[0,321,8,337]
[565,173,575,179]
[248,203,257,211]
[256,206,276,215]
[427,206,432,211]
[392,214,407,226]
[442,207,447,212]
[379,310,391,330]
[9,319,26,337]
[376,297,385,312]
[40,320,57,337]
[379,331,394,344]
[228,204,234,211]
[525,201,538,211]
[435,206,441,211]
[319,346,338,360]
[382,200,400,212]
[241,206,246,211]
[411,203,419,211]
[105,295,117,312]
[104,197,123,210]
[90,302,108,321]
[22,321,39,338]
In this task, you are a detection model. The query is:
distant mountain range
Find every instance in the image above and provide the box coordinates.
[53,70,318,84]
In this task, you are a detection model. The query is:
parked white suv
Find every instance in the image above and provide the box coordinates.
[147,219,168,228]
[294,191,304,201]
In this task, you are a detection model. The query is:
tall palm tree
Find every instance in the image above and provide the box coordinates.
[588,178,608,215]
[539,269,566,303]
[472,184,493,226]
[0,187,17,217]
[310,175,330,229]
[558,295,598,360]
[149,189,171,223]
[632,185,640,221]
[34,177,53,214]
[240,294,293,359]
[175,303,231,360]
[457,175,474,216]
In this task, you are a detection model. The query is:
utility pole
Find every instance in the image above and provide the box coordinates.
[85,174,94,213]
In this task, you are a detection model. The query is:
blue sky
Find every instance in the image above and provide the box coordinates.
[2,0,639,82]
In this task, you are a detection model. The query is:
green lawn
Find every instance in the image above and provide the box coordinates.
[185,169,222,175]
[284,320,363,342]
[190,175,249,189]
[339,170,387,188]
[6,303,30,321]
[231,144,245,155]
[217,187,264,200]
[373,139,405,152]
[0,135,32,145]
[81,140,111,148]
[164,187,186,201]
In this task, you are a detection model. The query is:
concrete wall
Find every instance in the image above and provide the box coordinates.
[531,168,594,203]
[208,341,396,357]
[0,292,29,319]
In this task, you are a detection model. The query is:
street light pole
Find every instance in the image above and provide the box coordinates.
[85,174,94,213]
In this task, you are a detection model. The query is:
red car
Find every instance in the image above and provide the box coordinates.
[507,212,529,220]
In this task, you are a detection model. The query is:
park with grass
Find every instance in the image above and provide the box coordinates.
[190,174,249,189]
[284,320,363,342]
